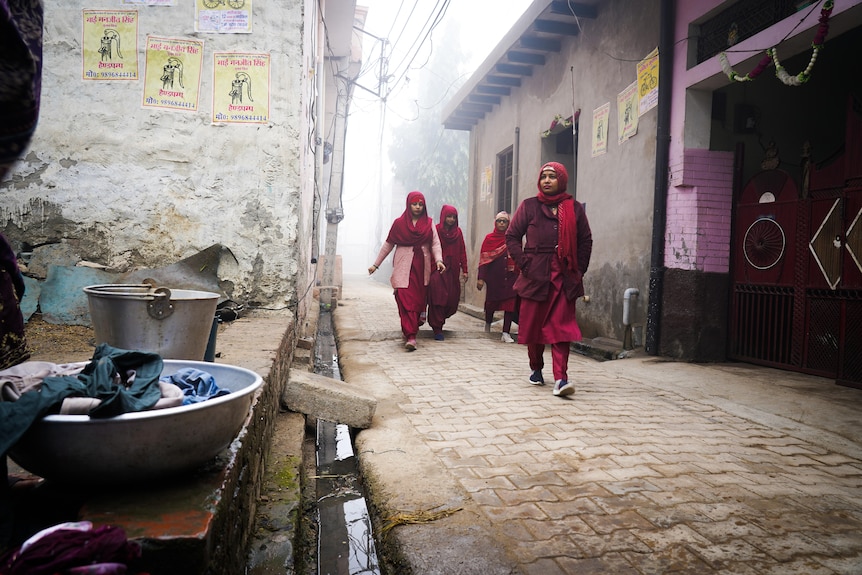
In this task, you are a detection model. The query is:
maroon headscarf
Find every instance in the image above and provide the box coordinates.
[386,190,434,246]
[536,162,578,273]
[436,205,462,246]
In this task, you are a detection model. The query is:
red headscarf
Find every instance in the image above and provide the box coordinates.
[479,211,509,267]
[436,205,462,247]
[536,162,578,273]
[386,190,433,246]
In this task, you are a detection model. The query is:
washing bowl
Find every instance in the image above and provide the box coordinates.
[8,360,264,485]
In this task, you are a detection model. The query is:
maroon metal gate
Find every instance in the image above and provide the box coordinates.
[730,96,862,388]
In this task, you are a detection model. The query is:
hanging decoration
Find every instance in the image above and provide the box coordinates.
[719,51,771,82]
[718,0,833,86]
[542,114,573,138]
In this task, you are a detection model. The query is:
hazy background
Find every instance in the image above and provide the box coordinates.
[337,0,533,274]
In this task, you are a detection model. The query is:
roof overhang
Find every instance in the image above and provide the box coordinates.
[442,0,600,131]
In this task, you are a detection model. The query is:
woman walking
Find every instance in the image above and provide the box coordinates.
[427,205,467,341]
[505,162,592,396]
[477,211,519,343]
[369,191,445,351]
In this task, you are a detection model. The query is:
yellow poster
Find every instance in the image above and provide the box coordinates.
[82,10,139,81]
[591,102,609,158]
[480,165,493,203]
[617,81,639,144]
[212,52,270,124]
[195,0,253,33]
[142,36,204,112]
[638,47,659,115]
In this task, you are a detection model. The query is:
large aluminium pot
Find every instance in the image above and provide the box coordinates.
[84,283,219,360]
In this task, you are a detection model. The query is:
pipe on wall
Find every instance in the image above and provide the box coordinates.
[623,288,639,326]
[513,126,520,209]
[645,0,674,355]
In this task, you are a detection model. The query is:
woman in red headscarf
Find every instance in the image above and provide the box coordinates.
[477,211,519,342]
[426,205,467,341]
[505,162,592,397]
[369,191,446,351]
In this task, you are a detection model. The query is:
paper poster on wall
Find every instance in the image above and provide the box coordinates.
[195,0,252,33]
[638,47,659,115]
[591,102,609,158]
[212,53,271,124]
[142,36,204,112]
[480,165,493,203]
[617,81,639,144]
[123,0,174,5]
[82,10,139,81]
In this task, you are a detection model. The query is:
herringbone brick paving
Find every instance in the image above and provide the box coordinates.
[337,274,862,574]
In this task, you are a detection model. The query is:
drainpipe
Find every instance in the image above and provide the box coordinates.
[623,287,639,350]
[311,8,325,266]
[512,127,520,208]
[645,0,674,356]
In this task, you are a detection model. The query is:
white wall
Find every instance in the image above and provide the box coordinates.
[1,1,316,312]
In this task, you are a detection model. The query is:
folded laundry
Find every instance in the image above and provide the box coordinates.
[161,367,231,405]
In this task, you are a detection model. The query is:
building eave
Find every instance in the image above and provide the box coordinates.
[442,0,600,131]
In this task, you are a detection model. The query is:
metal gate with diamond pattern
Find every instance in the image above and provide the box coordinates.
[730,96,862,388]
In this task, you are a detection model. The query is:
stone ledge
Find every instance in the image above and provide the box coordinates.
[7,311,301,575]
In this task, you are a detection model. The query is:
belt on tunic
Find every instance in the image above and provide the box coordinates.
[522,246,557,253]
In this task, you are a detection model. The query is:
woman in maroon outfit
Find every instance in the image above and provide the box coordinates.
[369,191,445,351]
[477,211,519,342]
[427,205,467,341]
[505,162,592,397]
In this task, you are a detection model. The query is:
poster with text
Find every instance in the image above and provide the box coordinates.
[591,102,609,158]
[82,10,139,81]
[617,81,639,144]
[212,52,270,124]
[195,0,252,33]
[638,47,659,115]
[142,36,204,112]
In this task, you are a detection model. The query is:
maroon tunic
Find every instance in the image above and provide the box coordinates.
[428,206,467,331]
[477,249,517,313]
[505,196,592,345]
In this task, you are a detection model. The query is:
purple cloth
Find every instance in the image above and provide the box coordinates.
[0,522,141,575]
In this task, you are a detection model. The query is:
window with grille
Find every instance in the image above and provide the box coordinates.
[497,147,513,214]
[695,0,802,66]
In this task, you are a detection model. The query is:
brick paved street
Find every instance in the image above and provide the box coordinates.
[335,274,862,575]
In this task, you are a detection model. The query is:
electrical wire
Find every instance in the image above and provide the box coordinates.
[386,0,451,97]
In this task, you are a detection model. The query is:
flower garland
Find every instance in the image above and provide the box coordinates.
[719,51,772,82]
[718,0,833,86]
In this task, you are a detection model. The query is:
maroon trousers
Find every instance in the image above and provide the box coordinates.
[527,342,571,382]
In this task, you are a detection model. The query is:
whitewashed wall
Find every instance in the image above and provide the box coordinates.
[0,1,317,312]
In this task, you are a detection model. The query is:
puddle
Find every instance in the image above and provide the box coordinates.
[313,310,380,575]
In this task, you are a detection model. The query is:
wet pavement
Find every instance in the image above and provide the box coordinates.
[334,273,862,575]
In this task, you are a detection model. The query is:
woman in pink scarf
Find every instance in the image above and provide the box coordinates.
[369,191,445,351]
[426,205,467,341]
[505,162,592,397]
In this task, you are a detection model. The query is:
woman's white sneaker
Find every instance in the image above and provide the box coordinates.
[553,379,575,396]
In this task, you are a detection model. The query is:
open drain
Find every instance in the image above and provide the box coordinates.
[315,420,379,575]
[312,309,381,575]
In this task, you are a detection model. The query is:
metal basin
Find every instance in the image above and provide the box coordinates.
[8,360,263,485]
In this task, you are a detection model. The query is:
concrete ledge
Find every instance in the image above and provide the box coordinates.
[283,368,377,429]
[8,311,301,575]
